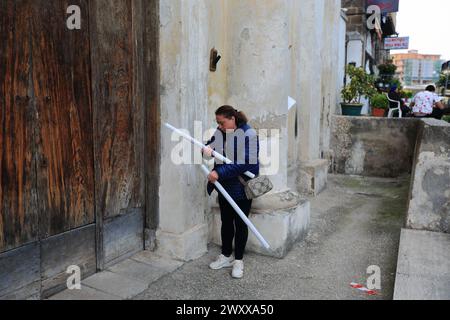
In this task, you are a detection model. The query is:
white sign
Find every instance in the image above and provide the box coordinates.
[288,96,297,110]
[384,37,409,50]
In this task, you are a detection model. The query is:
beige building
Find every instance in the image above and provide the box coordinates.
[392,50,443,87]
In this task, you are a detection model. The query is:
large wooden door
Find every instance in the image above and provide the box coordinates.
[32,0,95,239]
[0,0,94,253]
[0,0,158,299]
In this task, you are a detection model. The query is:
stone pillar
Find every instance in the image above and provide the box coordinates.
[209,0,310,258]
[156,0,209,261]
[294,0,329,195]
[320,0,342,162]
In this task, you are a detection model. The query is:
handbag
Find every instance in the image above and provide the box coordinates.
[238,175,273,200]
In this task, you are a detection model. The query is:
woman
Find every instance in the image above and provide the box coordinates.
[388,85,411,117]
[202,106,260,279]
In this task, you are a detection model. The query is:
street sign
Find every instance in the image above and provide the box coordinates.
[384,37,409,50]
[366,0,399,14]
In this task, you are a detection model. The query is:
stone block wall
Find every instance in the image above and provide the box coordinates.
[331,116,420,177]
[406,119,450,233]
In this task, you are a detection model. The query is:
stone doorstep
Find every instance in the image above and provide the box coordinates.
[48,251,184,300]
[209,199,311,259]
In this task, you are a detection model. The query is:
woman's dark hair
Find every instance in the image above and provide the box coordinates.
[215,105,248,126]
[426,85,436,92]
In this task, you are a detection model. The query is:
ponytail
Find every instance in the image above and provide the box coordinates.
[215,105,248,126]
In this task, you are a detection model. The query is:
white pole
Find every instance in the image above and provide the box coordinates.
[164,123,256,179]
[201,165,270,250]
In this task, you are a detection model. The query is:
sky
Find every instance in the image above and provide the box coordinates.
[395,0,450,61]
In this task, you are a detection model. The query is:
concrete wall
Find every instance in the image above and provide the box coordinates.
[320,0,346,157]
[406,119,450,234]
[331,116,450,234]
[331,116,420,177]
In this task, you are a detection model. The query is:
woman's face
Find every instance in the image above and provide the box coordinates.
[216,114,237,132]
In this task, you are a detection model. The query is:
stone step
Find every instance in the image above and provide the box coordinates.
[209,192,310,259]
[394,229,450,300]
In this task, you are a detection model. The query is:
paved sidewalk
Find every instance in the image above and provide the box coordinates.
[135,175,410,300]
[49,251,184,300]
[50,174,410,300]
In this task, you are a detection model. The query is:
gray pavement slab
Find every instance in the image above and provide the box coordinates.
[130,251,184,272]
[82,271,149,299]
[48,251,184,300]
[48,285,121,300]
[108,258,170,284]
[394,229,450,300]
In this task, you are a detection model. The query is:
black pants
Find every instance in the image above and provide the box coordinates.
[218,194,253,260]
[415,108,445,120]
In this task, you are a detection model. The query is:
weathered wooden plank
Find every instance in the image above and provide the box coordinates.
[40,224,96,299]
[0,0,39,253]
[132,0,146,224]
[142,0,161,236]
[90,0,144,221]
[90,0,146,269]
[0,242,40,299]
[30,0,95,238]
[103,208,144,268]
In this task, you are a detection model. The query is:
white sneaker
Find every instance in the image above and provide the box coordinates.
[231,260,244,279]
[209,254,234,270]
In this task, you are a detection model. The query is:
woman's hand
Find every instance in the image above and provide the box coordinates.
[202,146,214,158]
[208,171,219,183]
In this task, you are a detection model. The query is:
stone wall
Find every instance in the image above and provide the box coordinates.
[406,119,450,234]
[341,0,366,34]
[331,116,420,177]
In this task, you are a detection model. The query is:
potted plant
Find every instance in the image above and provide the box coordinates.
[443,115,450,124]
[370,93,389,117]
[341,65,377,116]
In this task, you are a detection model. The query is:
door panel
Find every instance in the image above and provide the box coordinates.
[90,0,144,221]
[0,0,38,253]
[31,0,95,238]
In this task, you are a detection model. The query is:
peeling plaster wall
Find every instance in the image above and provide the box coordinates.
[407,119,450,234]
[206,0,228,120]
[331,116,420,177]
[225,0,290,190]
[159,0,210,236]
[320,0,344,156]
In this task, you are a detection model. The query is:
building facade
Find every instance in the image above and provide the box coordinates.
[341,0,398,114]
[392,50,444,87]
[0,0,346,299]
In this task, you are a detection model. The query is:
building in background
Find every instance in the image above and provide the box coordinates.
[341,0,399,114]
[392,50,444,88]
[438,60,450,98]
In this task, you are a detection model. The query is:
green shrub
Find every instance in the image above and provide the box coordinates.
[371,93,389,110]
[400,90,414,99]
[378,62,397,76]
[443,115,450,123]
[341,65,377,104]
